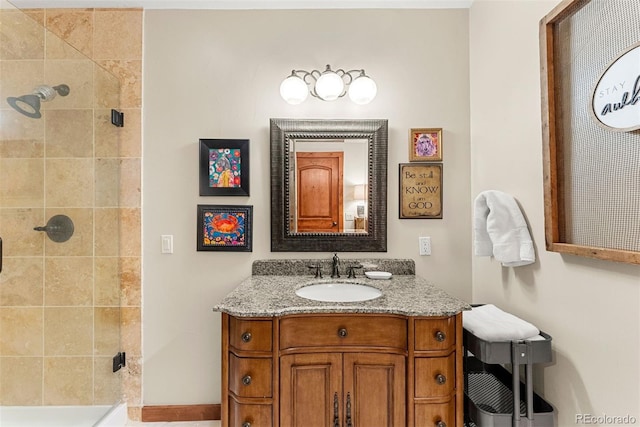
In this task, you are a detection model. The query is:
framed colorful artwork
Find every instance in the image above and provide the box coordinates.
[199,139,250,196]
[409,128,442,162]
[197,205,253,251]
[399,163,442,219]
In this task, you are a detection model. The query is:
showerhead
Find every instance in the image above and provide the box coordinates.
[6,84,70,119]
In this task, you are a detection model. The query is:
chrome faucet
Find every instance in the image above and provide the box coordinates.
[331,253,340,278]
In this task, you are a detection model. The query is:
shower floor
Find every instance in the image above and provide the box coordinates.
[0,403,126,427]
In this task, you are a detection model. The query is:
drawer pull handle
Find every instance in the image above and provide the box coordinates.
[242,375,252,386]
[338,328,348,338]
[436,421,447,427]
[241,332,252,343]
[242,423,251,427]
[435,331,446,342]
[435,374,446,385]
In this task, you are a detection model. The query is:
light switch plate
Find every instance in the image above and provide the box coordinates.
[161,235,173,254]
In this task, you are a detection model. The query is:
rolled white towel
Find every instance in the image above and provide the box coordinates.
[463,304,540,341]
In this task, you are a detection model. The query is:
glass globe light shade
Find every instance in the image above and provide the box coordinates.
[280,75,309,105]
[314,71,344,101]
[348,75,377,105]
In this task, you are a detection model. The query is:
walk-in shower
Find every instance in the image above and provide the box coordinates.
[6,84,70,119]
[0,2,125,426]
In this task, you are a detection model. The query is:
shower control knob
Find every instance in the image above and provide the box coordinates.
[436,421,447,427]
[242,375,252,386]
[435,331,446,342]
[242,422,251,427]
[435,374,446,385]
[241,332,252,343]
[338,328,348,338]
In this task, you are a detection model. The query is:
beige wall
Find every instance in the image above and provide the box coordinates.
[470,1,640,425]
[142,9,471,404]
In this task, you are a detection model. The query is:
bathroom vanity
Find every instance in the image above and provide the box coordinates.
[214,259,470,427]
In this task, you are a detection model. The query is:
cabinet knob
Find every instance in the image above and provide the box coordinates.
[242,423,251,427]
[242,375,252,386]
[435,331,446,342]
[435,374,446,385]
[338,328,348,338]
[436,421,447,427]
[241,332,252,343]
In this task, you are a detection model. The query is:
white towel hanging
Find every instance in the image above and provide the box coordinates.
[474,190,535,267]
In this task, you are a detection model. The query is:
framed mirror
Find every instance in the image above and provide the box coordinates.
[270,118,388,252]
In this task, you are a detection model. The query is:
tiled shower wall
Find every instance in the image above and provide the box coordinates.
[0,7,143,420]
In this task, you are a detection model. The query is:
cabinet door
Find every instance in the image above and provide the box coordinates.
[343,353,406,427]
[280,353,342,427]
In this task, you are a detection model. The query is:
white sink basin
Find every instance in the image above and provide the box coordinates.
[295,283,382,302]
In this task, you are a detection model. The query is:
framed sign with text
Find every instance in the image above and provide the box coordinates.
[399,163,442,219]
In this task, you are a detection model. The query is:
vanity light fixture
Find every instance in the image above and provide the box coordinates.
[280,64,377,105]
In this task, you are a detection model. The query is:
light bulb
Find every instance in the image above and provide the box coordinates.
[280,75,309,105]
[348,75,377,105]
[315,71,344,101]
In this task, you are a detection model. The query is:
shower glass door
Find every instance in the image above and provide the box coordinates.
[0,0,122,413]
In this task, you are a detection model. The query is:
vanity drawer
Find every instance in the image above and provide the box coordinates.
[229,317,273,352]
[414,317,456,351]
[414,353,455,398]
[229,354,272,398]
[229,399,272,427]
[279,315,407,350]
[414,401,455,427]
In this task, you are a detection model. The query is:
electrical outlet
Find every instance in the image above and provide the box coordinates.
[419,236,431,256]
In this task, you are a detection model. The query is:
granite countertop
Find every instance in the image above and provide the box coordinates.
[213,259,471,318]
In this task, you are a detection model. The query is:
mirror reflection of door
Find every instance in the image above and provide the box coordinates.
[296,152,344,232]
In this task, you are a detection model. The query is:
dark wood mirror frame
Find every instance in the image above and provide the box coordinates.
[270,118,388,252]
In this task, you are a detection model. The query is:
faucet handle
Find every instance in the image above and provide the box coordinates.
[346,264,363,279]
[307,264,323,278]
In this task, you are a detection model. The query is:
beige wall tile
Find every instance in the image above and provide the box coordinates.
[94,356,121,404]
[0,158,44,208]
[45,9,93,58]
[94,10,142,60]
[0,138,44,158]
[0,357,43,405]
[122,352,142,407]
[94,109,119,158]
[118,109,142,158]
[44,59,93,110]
[45,109,94,158]
[0,307,43,356]
[0,208,45,256]
[0,257,43,306]
[95,256,120,306]
[119,208,140,257]
[45,30,87,60]
[94,307,120,356]
[44,356,92,405]
[44,208,93,256]
[120,256,141,307]
[44,257,93,306]
[94,64,121,109]
[0,10,44,60]
[96,60,142,109]
[94,208,119,256]
[45,158,94,207]
[120,306,140,355]
[95,158,120,207]
[119,158,140,208]
[0,59,44,102]
[44,307,92,355]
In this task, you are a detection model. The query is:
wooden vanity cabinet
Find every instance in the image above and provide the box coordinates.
[221,313,463,427]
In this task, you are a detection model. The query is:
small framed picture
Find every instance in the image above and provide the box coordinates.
[197,205,253,251]
[399,163,443,219]
[199,139,250,196]
[409,128,443,162]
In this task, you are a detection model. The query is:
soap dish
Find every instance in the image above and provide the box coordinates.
[365,271,392,280]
